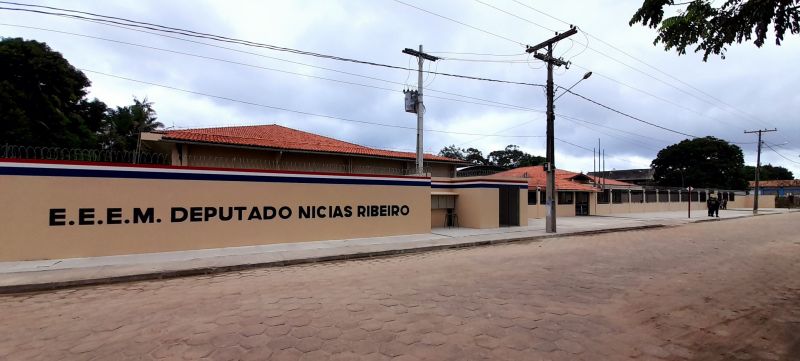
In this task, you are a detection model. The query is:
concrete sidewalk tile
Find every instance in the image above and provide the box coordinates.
[0,209,794,293]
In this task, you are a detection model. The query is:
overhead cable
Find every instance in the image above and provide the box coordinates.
[0,3,544,88]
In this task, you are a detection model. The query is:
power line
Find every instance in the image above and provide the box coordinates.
[393,0,758,135]
[3,5,755,148]
[427,51,527,57]
[0,4,545,88]
[763,142,800,165]
[554,138,651,168]
[4,22,681,150]
[0,24,529,112]
[391,0,524,46]
[563,89,699,138]
[507,0,775,129]
[80,68,549,139]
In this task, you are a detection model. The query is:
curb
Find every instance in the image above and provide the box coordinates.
[0,224,668,295]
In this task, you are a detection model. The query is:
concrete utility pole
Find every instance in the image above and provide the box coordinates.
[744,128,777,214]
[402,46,439,176]
[526,27,578,233]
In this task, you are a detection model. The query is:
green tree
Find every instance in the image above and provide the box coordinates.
[438,145,466,161]
[651,136,748,189]
[464,147,488,165]
[102,97,163,151]
[488,145,545,169]
[630,0,800,60]
[743,163,795,180]
[0,37,107,147]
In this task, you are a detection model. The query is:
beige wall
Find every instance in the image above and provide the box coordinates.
[432,177,528,229]
[736,194,775,209]
[528,190,770,218]
[519,190,528,226]
[0,165,431,261]
[454,188,500,229]
[431,208,446,228]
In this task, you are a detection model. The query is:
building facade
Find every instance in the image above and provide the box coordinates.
[750,180,800,196]
[141,124,466,177]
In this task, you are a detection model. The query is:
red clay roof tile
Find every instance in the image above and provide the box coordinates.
[491,165,637,191]
[749,179,800,188]
[159,124,464,163]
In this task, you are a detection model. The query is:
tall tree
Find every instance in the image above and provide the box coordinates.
[743,164,795,180]
[651,136,748,189]
[464,147,488,165]
[102,97,163,151]
[630,0,800,60]
[0,37,107,148]
[438,145,466,161]
[488,145,545,169]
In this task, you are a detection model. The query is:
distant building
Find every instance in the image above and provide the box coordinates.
[141,124,467,177]
[493,165,639,216]
[749,180,800,196]
[587,168,654,186]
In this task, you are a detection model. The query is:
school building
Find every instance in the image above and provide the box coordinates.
[140,124,465,177]
[750,180,800,197]
[0,125,774,262]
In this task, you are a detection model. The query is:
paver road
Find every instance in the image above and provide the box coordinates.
[1,213,799,360]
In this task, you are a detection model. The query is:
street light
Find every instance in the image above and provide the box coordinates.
[545,70,592,234]
[554,71,592,101]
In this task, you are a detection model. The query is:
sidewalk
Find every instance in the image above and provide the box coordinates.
[0,208,794,294]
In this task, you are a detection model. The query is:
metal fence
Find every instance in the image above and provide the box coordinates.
[1,144,171,165]
[455,169,505,177]
[0,145,428,176]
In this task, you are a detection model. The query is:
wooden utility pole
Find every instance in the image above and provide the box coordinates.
[744,128,777,214]
[526,27,577,233]
[402,46,439,176]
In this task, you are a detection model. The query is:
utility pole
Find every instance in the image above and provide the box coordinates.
[402,45,439,176]
[526,27,577,233]
[744,128,777,214]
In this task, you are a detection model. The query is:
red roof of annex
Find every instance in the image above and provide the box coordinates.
[492,165,637,191]
[749,179,800,188]
[158,124,464,163]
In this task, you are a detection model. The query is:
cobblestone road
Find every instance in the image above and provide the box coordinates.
[1,213,799,360]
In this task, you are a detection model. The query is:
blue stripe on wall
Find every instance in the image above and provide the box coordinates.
[0,166,431,187]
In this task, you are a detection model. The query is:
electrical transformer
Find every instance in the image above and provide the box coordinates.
[403,90,418,113]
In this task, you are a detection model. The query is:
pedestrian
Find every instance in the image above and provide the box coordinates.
[707,192,716,217]
[721,198,728,210]
[712,192,720,217]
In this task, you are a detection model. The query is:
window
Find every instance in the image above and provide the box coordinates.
[645,190,657,202]
[431,195,455,209]
[598,189,610,204]
[690,191,699,201]
[729,192,735,201]
[700,191,707,202]
[658,191,670,203]
[540,190,547,205]
[680,192,689,202]
[557,191,574,204]
[528,191,537,205]
[669,191,680,202]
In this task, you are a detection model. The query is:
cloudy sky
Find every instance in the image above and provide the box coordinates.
[2,0,798,176]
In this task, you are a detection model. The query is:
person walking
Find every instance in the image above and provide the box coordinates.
[712,191,720,217]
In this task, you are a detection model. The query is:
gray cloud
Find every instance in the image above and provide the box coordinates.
[2,0,798,176]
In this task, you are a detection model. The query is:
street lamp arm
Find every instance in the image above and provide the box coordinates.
[554,72,592,102]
